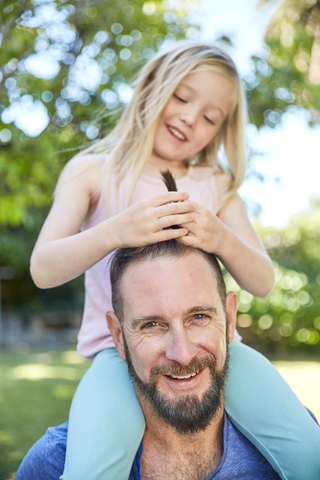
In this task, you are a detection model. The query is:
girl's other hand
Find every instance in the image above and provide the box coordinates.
[179,202,224,254]
[110,191,194,248]
[180,198,275,297]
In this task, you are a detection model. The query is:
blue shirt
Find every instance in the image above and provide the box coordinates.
[16,413,281,479]
[129,413,280,479]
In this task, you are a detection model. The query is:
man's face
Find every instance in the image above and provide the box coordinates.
[107,252,237,433]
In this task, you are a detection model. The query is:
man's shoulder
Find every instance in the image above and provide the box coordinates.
[15,422,68,480]
[207,413,281,480]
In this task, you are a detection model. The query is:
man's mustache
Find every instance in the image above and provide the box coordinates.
[149,356,217,380]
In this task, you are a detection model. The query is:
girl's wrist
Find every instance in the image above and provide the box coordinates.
[214,222,234,258]
[98,217,123,254]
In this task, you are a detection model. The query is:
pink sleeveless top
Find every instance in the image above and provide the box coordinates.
[78,166,220,358]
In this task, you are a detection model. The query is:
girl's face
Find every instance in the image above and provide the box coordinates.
[149,69,235,173]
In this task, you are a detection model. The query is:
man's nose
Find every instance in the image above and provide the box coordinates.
[165,326,198,365]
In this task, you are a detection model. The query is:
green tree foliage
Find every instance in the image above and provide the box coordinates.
[226,198,320,352]
[0,0,195,227]
[248,0,320,128]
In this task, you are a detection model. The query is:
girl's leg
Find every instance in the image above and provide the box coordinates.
[60,348,145,480]
[226,341,320,480]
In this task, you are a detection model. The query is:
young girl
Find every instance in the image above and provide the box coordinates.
[30,41,319,480]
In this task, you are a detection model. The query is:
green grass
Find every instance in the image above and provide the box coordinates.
[0,348,319,480]
[272,360,320,422]
[0,348,90,480]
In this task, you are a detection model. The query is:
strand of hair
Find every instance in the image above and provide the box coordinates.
[161,169,180,230]
[161,169,178,192]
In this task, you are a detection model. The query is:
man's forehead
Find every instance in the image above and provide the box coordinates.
[122,250,218,285]
[120,252,222,315]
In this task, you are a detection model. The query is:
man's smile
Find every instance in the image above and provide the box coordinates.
[158,365,210,396]
[166,370,199,380]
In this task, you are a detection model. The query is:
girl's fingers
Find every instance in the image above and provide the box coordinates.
[154,227,189,243]
[187,201,204,214]
[179,235,198,247]
[158,213,194,229]
[155,200,195,219]
[177,220,198,233]
[148,191,190,207]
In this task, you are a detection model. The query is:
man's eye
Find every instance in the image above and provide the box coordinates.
[191,314,210,324]
[143,321,158,328]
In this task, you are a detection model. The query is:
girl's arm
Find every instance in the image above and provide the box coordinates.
[31,155,106,288]
[30,155,194,289]
[181,180,274,297]
[217,193,274,296]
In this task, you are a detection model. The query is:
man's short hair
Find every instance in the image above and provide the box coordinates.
[109,240,227,324]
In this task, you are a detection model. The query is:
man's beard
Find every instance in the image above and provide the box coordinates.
[123,335,230,435]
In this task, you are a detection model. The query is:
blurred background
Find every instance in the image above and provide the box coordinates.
[0,0,319,478]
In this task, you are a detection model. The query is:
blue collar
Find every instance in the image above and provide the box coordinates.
[129,411,228,480]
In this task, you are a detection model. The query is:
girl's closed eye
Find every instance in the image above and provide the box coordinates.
[204,116,215,125]
[173,93,187,103]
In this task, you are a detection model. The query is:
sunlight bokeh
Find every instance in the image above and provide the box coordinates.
[274,361,320,422]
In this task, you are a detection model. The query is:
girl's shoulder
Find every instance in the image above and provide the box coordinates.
[61,152,105,179]
[56,153,107,218]
[58,152,106,192]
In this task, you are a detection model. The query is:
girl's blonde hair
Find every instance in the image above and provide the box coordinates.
[80,40,248,211]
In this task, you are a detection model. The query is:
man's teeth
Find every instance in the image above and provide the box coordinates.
[169,371,199,380]
[168,126,186,140]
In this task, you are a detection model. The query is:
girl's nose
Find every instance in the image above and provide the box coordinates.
[179,109,198,128]
[165,327,198,365]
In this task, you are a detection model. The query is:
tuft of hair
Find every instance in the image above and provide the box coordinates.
[161,169,178,192]
[161,169,180,230]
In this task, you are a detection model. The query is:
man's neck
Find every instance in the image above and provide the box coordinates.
[140,402,225,480]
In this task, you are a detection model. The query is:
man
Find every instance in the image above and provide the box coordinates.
[106,240,282,479]
[106,240,282,480]
[16,239,284,479]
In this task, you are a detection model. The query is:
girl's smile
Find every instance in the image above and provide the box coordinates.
[166,125,188,142]
[146,69,235,177]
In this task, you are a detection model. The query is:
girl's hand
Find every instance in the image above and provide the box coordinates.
[180,202,225,254]
[110,191,194,248]
[181,196,275,297]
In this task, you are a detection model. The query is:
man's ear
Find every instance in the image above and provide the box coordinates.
[106,311,126,360]
[225,292,237,344]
